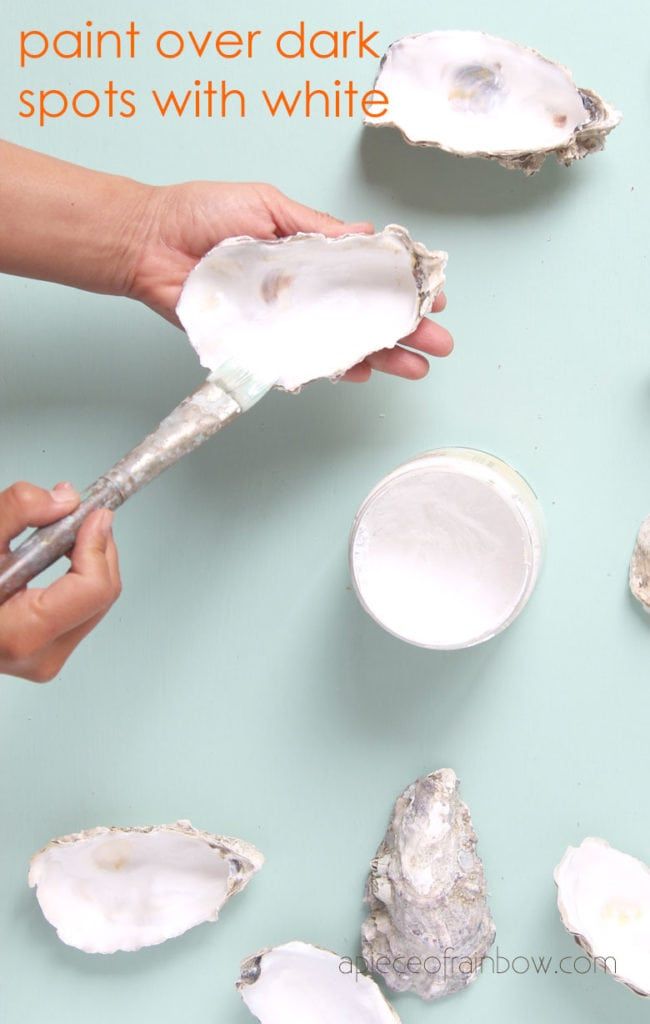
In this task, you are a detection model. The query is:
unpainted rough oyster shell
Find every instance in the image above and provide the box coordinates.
[177,226,447,391]
[629,516,650,611]
[367,31,620,174]
[361,768,495,1000]
[555,837,650,996]
[29,819,263,954]
[237,941,401,1023]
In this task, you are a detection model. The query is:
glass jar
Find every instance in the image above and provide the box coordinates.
[349,448,545,650]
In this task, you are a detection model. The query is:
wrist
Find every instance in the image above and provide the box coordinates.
[103,175,157,298]
[0,142,156,299]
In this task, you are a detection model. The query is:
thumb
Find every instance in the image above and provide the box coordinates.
[0,481,79,555]
[69,509,113,576]
[274,194,374,238]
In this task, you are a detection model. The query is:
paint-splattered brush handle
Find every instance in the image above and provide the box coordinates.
[0,377,242,605]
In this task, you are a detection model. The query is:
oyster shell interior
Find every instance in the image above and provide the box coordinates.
[237,941,400,1022]
[177,226,446,391]
[368,31,620,172]
[555,837,650,995]
[28,820,263,954]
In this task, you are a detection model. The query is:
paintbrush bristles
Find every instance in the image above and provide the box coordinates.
[210,358,275,411]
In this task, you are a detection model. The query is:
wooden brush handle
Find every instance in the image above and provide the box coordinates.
[0,479,125,602]
[0,378,242,604]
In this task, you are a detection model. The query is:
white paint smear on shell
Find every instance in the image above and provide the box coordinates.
[352,464,536,648]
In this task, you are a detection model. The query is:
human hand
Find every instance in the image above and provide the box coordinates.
[0,482,121,682]
[0,146,450,379]
[128,182,452,382]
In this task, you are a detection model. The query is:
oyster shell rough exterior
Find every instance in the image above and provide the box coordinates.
[362,768,495,1000]
[367,31,621,174]
[177,226,447,391]
[629,516,650,611]
[29,819,263,954]
[237,941,401,1023]
[555,837,650,996]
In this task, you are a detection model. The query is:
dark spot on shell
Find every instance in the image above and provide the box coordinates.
[239,955,263,986]
[448,64,503,113]
[579,90,601,125]
[261,271,294,304]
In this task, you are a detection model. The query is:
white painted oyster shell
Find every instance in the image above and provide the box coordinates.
[361,768,495,999]
[555,837,650,996]
[29,819,263,953]
[237,941,401,1023]
[629,516,650,611]
[367,31,620,173]
[177,226,446,391]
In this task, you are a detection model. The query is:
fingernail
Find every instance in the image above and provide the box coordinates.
[50,481,77,503]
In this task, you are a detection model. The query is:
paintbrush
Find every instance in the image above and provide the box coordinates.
[0,224,446,605]
[0,360,272,604]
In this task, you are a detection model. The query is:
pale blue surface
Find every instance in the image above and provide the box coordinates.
[1,0,649,1021]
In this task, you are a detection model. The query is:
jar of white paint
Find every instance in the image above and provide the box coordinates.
[349,448,544,649]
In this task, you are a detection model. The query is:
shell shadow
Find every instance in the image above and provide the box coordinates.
[0,315,198,423]
[0,292,422,499]
[549,930,650,1021]
[16,882,257,998]
[17,886,211,977]
[358,126,586,218]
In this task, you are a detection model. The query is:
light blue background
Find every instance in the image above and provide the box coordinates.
[1,0,649,1021]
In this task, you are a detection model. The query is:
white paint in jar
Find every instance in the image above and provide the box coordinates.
[349,448,544,649]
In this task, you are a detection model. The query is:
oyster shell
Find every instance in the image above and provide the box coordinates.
[361,768,495,1000]
[176,226,446,391]
[629,515,650,611]
[555,837,650,996]
[237,941,401,1023]
[367,31,620,173]
[28,819,263,953]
